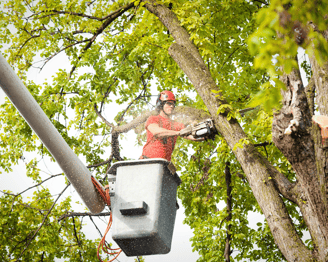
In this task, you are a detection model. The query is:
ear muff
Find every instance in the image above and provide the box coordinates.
[156,93,162,108]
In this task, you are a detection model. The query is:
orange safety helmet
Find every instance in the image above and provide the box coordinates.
[156,90,176,109]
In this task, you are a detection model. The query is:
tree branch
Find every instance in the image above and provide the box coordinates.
[224,162,232,262]
[239,107,258,116]
[117,89,147,125]
[72,217,82,248]
[87,158,112,169]
[111,132,123,161]
[190,159,211,192]
[39,39,91,71]
[116,62,154,125]
[143,0,204,65]
[69,2,135,77]
[252,0,269,6]
[99,78,117,113]
[0,190,15,196]
[254,142,272,147]
[94,103,114,128]
[15,183,70,261]
[16,173,63,196]
[30,3,135,22]
[88,215,112,251]
[220,45,244,70]
[32,10,103,21]
[58,211,111,221]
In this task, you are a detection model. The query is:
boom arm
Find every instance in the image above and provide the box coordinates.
[0,53,105,214]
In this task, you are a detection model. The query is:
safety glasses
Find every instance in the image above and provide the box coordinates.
[165,101,176,107]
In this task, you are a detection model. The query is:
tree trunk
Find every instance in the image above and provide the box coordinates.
[224,162,232,262]
[272,66,328,261]
[143,1,328,261]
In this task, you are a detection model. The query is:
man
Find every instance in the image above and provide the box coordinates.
[140,90,202,161]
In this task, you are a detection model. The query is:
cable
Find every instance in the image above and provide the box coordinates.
[91,176,122,262]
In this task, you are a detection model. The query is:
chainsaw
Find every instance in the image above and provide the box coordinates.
[179,119,217,140]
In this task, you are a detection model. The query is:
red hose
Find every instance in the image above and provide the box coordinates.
[91,176,122,262]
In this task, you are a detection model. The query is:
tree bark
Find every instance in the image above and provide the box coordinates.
[272,66,328,260]
[308,29,328,116]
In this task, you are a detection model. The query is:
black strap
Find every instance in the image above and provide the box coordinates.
[158,117,175,145]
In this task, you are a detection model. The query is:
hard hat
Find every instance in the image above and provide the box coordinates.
[156,90,176,108]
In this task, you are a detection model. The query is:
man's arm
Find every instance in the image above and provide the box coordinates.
[147,123,180,137]
[148,124,204,141]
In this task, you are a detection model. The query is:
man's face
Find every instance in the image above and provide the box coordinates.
[163,101,175,115]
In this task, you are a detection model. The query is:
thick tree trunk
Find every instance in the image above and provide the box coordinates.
[272,67,328,261]
[143,1,314,261]
[308,29,328,117]
[308,31,328,238]
[308,54,328,207]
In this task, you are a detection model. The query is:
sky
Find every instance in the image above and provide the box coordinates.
[0,51,200,262]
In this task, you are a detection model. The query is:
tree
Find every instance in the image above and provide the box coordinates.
[1,0,328,261]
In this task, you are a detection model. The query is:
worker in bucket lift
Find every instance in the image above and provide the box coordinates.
[140,90,203,161]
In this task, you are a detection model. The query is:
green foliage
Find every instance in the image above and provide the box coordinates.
[0,0,322,261]
[0,189,101,261]
[248,0,328,111]
[301,60,312,82]
[174,132,290,261]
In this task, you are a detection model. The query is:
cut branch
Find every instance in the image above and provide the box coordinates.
[113,110,158,133]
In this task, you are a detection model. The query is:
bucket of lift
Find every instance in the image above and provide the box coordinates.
[107,158,181,257]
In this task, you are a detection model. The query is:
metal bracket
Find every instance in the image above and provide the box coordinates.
[108,175,116,197]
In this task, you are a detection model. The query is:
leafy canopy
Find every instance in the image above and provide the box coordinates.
[1,0,323,261]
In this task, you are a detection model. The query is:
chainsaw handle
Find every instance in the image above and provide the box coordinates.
[179,126,192,137]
